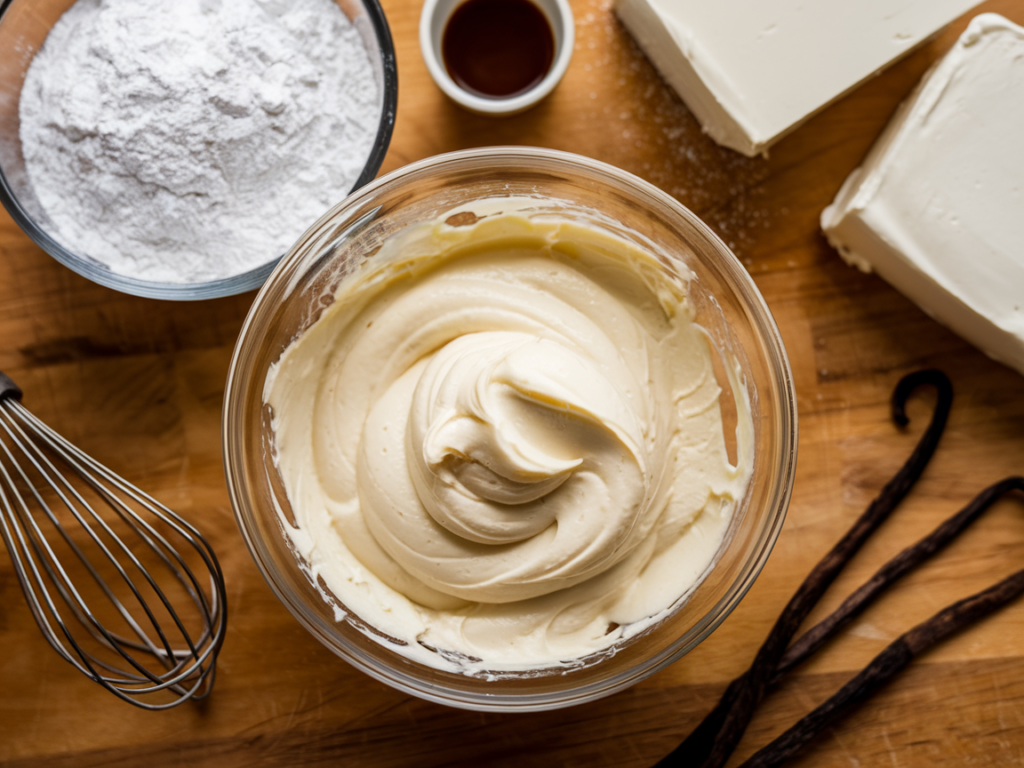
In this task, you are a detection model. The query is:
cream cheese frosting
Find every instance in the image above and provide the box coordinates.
[265,201,752,673]
[822,14,1024,377]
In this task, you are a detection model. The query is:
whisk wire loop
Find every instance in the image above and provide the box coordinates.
[2,413,181,670]
[17,405,209,657]
[0,385,227,710]
[3,410,180,666]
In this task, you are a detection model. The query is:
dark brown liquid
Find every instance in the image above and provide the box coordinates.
[442,0,555,100]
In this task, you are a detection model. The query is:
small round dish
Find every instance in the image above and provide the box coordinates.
[224,147,797,712]
[0,0,397,300]
[420,0,574,116]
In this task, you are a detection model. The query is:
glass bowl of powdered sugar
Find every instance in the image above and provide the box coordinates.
[0,0,396,300]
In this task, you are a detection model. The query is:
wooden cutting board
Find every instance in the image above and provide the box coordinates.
[1,0,1023,765]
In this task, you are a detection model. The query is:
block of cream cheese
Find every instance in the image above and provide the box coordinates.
[822,14,1024,377]
[614,0,979,157]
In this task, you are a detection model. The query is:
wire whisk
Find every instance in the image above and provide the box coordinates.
[0,371,227,709]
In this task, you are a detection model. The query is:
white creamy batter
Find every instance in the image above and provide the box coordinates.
[265,202,752,673]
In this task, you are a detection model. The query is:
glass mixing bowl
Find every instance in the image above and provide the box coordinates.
[223,147,797,711]
[0,0,397,300]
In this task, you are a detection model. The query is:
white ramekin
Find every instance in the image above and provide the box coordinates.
[419,0,575,116]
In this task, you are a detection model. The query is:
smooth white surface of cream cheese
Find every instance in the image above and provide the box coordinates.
[614,0,979,157]
[264,201,753,673]
[822,14,1024,377]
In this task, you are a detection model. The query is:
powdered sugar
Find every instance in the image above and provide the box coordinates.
[19,0,381,284]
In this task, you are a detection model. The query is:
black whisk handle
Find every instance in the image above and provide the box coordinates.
[0,370,22,402]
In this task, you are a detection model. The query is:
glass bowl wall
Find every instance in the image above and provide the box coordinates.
[224,147,797,711]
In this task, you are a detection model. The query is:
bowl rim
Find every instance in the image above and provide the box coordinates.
[0,0,398,301]
[223,146,798,711]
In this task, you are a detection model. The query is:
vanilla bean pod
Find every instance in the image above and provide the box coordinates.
[740,565,1024,768]
[773,476,1024,681]
[656,369,953,768]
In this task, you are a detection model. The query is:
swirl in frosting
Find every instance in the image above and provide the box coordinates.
[265,201,752,671]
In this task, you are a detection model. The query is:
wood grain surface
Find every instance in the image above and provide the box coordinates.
[2,0,1024,765]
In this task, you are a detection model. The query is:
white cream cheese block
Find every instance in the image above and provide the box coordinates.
[614,0,979,157]
[822,14,1024,377]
